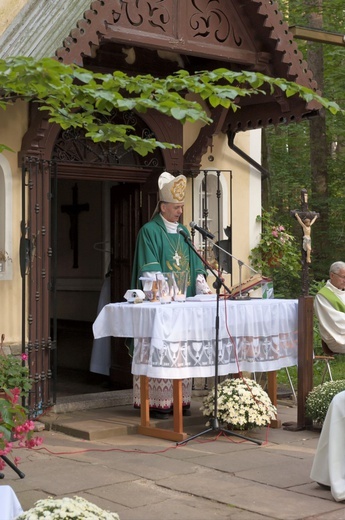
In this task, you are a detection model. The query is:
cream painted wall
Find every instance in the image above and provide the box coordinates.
[183,127,261,290]
[0,0,28,36]
[0,101,28,344]
[249,129,262,253]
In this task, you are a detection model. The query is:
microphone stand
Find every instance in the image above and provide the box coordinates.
[177,229,232,295]
[0,455,25,479]
[212,241,260,300]
[176,231,261,447]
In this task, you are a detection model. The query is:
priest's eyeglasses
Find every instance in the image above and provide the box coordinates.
[331,272,345,280]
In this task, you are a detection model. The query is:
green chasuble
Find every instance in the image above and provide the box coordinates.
[131,213,207,297]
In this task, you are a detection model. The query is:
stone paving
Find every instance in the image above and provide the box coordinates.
[2,398,345,520]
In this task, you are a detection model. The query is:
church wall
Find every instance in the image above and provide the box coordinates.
[0,0,28,36]
[0,101,29,344]
[183,128,261,290]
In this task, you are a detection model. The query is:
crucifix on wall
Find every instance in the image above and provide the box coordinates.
[61,183,89,268]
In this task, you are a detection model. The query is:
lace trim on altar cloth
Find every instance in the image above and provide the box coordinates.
[133,376,192,410]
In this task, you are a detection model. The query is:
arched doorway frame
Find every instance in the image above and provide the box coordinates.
[20,103,187,411]
[20,107,184,170]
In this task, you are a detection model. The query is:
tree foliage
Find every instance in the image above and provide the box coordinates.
[264,0,345,283]
[0,56,342,156]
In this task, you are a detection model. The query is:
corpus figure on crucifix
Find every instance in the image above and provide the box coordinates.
[291,189,319,265]
[291,189,320,295]
[294,213,318,264]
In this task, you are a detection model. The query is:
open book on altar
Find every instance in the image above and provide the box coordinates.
[229,274,272,299]
[187,275,272,301]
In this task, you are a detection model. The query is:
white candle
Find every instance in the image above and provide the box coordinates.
[174,294,186,302]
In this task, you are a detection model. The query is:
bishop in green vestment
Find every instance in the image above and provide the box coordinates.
[131,213,207,296]
[130,171,211,419]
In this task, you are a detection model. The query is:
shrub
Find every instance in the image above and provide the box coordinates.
[305,380,345,425]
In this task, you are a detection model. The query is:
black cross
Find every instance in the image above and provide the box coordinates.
[61,183,89,268]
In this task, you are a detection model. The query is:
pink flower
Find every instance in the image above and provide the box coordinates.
[25,436,43,448]
[8,388,21,404]
[21,353,28,361]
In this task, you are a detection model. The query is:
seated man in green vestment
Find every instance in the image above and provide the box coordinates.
[131,171,212,419]
[314,261,345,354]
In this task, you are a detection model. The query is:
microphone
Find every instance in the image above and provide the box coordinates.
[190,221,215,240]
[177,227,190,240]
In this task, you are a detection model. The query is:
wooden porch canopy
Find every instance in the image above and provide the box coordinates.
[53,0,321,142]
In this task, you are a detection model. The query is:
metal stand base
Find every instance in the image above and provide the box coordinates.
[0,455,25,479]
[177,234,262,448]
[176,417,262,446]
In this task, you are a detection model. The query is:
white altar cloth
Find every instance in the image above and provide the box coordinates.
[0,485,23,520]
[93,298,298,379]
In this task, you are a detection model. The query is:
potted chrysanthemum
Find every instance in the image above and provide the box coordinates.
[306,380,345,426]
[201,377,277,430]
[16,496,121,519]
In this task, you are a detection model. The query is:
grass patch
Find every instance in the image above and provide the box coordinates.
[277,354,345,390]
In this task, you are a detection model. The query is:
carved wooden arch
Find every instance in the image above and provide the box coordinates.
[20,105,184,173]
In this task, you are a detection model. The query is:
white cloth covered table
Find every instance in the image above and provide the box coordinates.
[0,485,23,520]
[93,298,298,378]
[310,390,345,502]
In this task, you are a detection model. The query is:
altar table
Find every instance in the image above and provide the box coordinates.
[93,297,298,440]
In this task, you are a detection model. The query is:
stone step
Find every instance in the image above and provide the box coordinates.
[40,392,206,441]
[52,389,133,413]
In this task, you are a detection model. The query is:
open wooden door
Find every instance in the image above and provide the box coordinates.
[109,183,140,388]
[109,173,160,389]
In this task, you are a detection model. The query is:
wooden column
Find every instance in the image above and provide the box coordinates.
[297,295,314,429]
[285,295,314,430]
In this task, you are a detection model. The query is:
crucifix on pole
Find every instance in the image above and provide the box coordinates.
[290,189,320,296]
[61,183,89,268]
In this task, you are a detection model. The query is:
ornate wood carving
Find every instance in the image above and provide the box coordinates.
[54,0,320,136]
[52,112,162,168]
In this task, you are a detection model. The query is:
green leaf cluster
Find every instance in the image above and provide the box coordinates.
[0,354,32,397]
[249,207,301,278]
[0,56,342,156]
